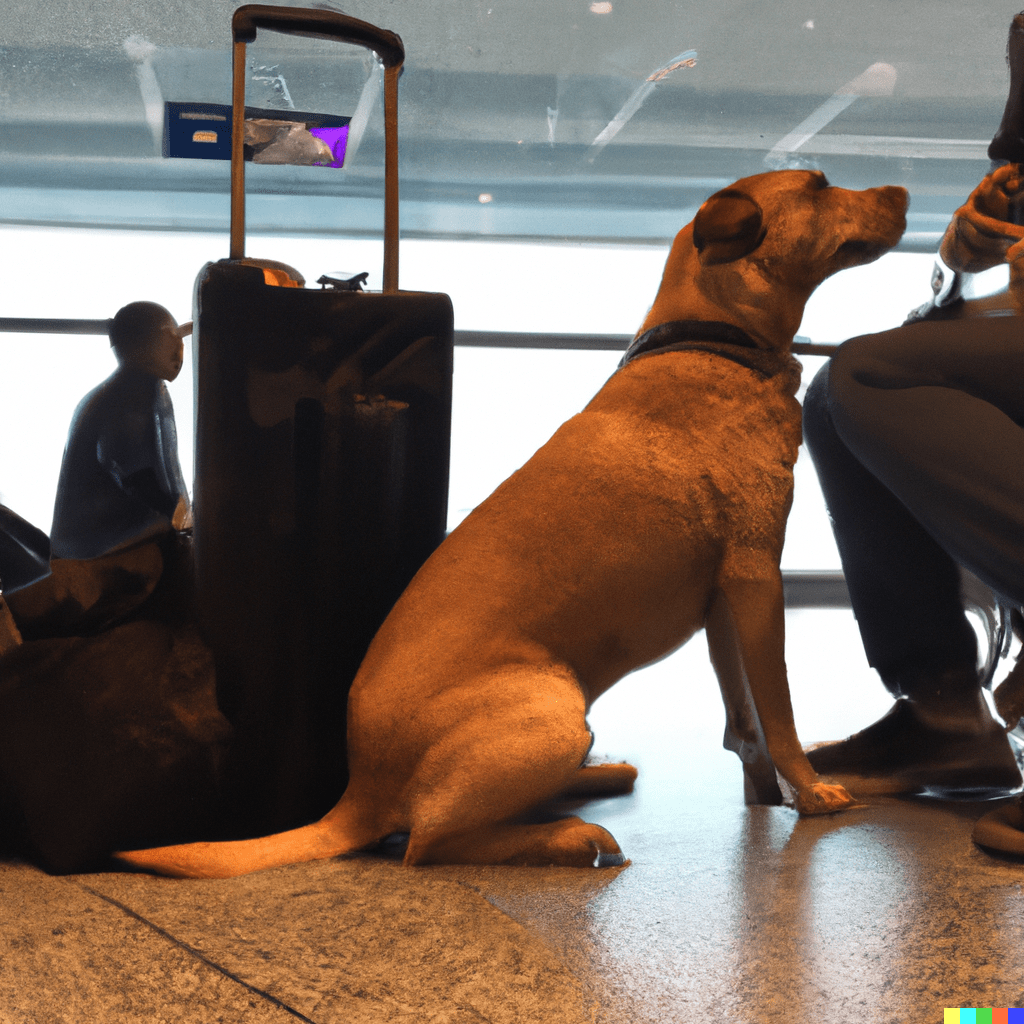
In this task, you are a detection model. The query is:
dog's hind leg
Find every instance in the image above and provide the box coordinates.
[406,815,626,868]
[401,670,626,867]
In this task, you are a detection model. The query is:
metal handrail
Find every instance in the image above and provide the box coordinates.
[453,329,838,356]
[0,317,850,606]
[0,318,112,335]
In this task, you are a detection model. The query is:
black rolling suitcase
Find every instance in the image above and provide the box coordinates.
[193,5,453,834]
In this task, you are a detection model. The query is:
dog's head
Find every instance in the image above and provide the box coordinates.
[644,170,909,349]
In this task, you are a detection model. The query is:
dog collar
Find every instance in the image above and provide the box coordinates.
[618,320,791,378]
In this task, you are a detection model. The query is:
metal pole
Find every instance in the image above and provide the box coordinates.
[382,64,400,293]
[230,39,248,261]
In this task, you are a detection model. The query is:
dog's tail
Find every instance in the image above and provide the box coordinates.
[111,795,378,879]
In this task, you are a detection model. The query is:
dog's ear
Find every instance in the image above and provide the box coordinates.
[692,189,766,265]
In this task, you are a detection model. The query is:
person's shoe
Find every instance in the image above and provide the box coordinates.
[806,699,1022,797]
[973,795,1024,857]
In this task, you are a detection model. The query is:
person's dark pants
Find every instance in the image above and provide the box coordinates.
[802,314,1024,699]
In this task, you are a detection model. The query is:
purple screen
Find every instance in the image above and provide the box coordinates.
[309,124,350,168]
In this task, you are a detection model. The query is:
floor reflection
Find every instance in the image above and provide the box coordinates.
[531,608,1024,1022]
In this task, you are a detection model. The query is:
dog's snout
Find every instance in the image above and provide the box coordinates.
[829,182,908,211]
[837,183,909,231]
[890,185,909,202]
[876,185,910,233]
[860,184,910,217]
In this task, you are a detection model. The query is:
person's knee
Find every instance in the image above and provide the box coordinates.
[825,331,904,432]
[803,332,907,477]
[802,351,875,461]
[828,333,884,394]
[801,361,833,458]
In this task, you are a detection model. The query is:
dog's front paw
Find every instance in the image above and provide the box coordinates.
[795,782,859,816]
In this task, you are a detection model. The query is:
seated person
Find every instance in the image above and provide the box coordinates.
[801,164,1024,803]
[6,301,191,638]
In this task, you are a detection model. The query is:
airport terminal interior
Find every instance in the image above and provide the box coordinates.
[3,1,1024,1020]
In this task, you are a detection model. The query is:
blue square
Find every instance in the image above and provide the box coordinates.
[164,102,233,161]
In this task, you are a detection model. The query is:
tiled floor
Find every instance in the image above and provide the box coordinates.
[3,608,1023,1023]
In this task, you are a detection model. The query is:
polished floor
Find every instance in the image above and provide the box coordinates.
[3,607,1024,1024]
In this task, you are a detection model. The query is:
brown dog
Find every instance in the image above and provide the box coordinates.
[116,170,908,877]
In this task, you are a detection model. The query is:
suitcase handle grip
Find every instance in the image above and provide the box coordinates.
[229,5,402,292]
[231,5,404,69]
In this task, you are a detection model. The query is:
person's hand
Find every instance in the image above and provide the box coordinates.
[940,165,1024,273]
[974,162,1024,220]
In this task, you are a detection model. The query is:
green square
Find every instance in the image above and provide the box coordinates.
[978,1011,994,1024]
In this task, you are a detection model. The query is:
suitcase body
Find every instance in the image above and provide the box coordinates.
[193,6,453,832]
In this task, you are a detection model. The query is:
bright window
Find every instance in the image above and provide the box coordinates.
[0,222,980,572]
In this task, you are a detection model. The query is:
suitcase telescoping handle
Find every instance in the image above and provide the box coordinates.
[229,5,405,292]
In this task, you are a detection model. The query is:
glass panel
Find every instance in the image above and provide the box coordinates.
[1,4,1015,570]
[0,1,1013,243]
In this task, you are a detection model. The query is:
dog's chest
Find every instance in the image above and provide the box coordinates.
[584,352,802,538]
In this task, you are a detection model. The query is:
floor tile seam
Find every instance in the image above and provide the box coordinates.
[447,876,610,1008]
[443,878,576,951]
[72,882,321,1024]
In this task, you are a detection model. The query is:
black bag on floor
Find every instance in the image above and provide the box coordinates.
[0,619,232,874]
[192,6,453,833]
